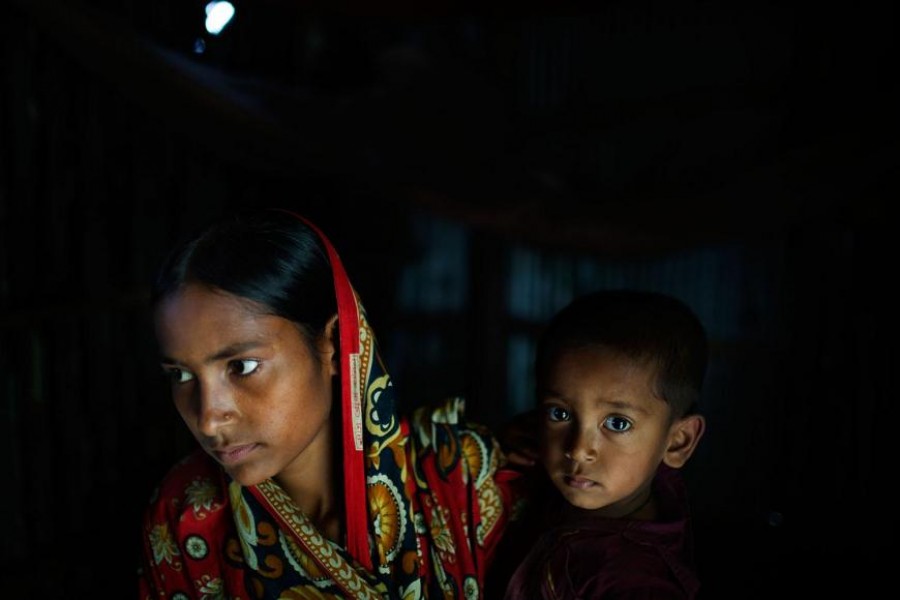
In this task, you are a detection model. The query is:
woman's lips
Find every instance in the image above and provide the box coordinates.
[214,443,259,465]
[564,475,597,489]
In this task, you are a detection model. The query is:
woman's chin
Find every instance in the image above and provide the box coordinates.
[222,463,270,487]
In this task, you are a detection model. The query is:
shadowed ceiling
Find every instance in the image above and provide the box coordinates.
[13,0,897,253]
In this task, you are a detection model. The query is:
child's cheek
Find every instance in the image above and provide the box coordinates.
[538,426,560,464]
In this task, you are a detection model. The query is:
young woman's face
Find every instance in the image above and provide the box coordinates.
[154,282,337,489]
[538,347,677,516]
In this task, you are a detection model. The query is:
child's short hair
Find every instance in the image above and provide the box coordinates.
[535,290,708,418]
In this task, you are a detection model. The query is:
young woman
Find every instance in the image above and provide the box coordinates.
[138,208,520,599]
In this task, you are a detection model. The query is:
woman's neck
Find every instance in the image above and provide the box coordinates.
[273,418,343,543]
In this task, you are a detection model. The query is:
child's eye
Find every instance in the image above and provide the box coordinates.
[229,359,261,377]
[163,367,194,384]
[603,416,633,432]
[545,406,571,422]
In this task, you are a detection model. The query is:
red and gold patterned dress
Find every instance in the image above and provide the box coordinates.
[138,213,520,599]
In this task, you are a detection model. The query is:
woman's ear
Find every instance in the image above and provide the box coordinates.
[662,414,705,469]
[320,314,340,376]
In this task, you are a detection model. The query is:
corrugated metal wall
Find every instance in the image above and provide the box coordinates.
[2,10,202,594]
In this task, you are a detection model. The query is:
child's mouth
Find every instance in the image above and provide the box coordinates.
[564,475,596,489]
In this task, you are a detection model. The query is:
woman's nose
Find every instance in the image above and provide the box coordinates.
[194,381,237,437]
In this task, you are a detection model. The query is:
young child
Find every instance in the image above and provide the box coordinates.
[500,289,707,599]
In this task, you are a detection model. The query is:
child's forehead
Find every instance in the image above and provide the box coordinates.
[545,346,660,390]
[547,344,657,376]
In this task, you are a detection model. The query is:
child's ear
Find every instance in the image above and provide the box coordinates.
[662,414,705,469]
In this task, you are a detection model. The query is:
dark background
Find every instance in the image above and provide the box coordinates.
[2,1,897,597]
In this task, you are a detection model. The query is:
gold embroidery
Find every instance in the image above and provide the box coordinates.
[254,481,384,600]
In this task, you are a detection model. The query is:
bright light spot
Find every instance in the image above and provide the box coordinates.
[204,2,235,36]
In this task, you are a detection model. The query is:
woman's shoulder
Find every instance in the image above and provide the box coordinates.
[408,396,497,448]
[407,396,515,478]
[139,453,237,595]
[143,449,229,525]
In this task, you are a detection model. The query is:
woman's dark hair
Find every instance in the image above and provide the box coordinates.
[152,209,337,346]
[535,289,708,418]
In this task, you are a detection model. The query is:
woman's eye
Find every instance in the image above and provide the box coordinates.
[164,368,194,384]
[230,359,260,377]
[545,406,570,422]
[603,416,632,432]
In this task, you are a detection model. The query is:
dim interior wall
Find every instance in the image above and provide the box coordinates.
[2,4,896,597]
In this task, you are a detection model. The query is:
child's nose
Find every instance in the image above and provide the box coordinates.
[564,425,598,462]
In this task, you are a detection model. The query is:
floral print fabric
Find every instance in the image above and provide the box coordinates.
[139,215,519,599]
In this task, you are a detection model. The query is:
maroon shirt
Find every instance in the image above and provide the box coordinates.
[502,465,700,599]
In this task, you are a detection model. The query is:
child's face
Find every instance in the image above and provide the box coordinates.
[538,347,677,515]
[154,282,337,490]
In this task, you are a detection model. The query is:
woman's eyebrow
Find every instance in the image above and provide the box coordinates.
[159,341,267,366]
